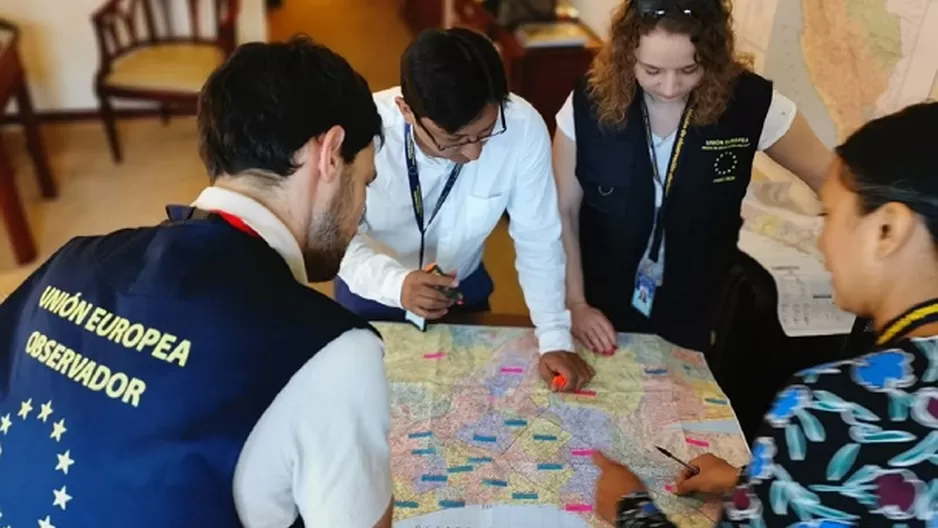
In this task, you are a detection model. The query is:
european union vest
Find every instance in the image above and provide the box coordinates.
[0,207,377,527]
[573,71,773,351]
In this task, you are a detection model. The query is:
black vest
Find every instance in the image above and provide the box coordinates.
[573,71,773,351]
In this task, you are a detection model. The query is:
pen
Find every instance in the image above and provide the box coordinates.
[655,446,699,475]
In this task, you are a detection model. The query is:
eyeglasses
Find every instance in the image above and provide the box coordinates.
[414,103,507,152]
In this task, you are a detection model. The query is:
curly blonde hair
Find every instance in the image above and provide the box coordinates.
[587,0,751,128]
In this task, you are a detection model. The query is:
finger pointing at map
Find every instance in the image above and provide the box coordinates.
[537,350,595,392]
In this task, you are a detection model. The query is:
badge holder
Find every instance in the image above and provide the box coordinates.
[632,255,663,318]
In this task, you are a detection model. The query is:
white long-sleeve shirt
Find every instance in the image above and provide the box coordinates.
[190,187,393,528]
[338,87,574,354]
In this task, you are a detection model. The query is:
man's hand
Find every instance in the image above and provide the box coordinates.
[593,451,647,525]
[570,301,617,355]
[673,453,739,496]
[537,351,595,392]
[400,270,458,319]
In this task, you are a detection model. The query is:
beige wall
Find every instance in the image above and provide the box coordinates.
[570,0,619,40]
[1,0,267,112]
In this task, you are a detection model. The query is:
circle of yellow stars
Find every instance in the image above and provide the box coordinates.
[0,397,74,528]
[713,151,739,177]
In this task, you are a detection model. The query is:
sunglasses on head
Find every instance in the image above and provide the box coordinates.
[631,0,721,20]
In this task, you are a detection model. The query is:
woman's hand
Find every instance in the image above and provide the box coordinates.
[570,301,617,355]
[674,453,740,496]
[593,451,647,524]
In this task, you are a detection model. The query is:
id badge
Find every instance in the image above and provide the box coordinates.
[405,310,427,332]
[631,273,656,318]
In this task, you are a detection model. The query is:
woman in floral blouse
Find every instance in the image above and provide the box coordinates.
[593,101,938,527]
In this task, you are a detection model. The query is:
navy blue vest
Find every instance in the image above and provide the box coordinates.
[573,71,772,351]
[0,207,377,527]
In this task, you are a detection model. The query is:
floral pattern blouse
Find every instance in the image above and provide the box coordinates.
[616,336,938,527]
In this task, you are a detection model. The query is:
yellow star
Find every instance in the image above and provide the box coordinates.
[0,414,11,435]
[38,515,56,528]
[55,450,74,475]
[52,485,72,511]
[50,419,67,442]
[37,401,54,422]
[17,398,32,420]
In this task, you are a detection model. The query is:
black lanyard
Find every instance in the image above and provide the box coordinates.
[404,123,464,267]
[875,298,938,347]
[641,99,693,263]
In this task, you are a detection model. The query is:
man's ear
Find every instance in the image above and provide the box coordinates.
[317,125,346,183]
[874,202,916,259]
[395,96,415,124]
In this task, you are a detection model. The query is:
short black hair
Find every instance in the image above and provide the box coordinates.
[198,34,383,180]
[836,101,938,242]
[400,27,509,133]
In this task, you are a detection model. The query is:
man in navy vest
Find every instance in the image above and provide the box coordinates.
[0,36,392,528]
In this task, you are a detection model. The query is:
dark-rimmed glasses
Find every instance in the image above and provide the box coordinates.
[414,103,507,152]
[632,0,720,21]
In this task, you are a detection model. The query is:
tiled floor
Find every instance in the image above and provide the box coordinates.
[0,0,528,314]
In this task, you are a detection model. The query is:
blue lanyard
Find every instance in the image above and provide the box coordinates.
[405,123,464,267]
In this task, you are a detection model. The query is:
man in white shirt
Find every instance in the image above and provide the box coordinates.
[335,27,594,391]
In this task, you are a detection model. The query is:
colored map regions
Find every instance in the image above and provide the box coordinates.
[739,190,823,260]
[378,322,751,527]
[742,0,938,148]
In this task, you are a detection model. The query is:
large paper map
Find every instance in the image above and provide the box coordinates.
[378,322,750,527]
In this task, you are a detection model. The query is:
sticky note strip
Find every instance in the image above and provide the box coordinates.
[533,434,557,441]
[423,352,445,359]
[411,448,436,455]
[575,389,597,396]
[705,398,729,405]
[664,483,675,493]
[473,434,497,443]
[439,500,466,509]
[645,368,668,375]
[500,366,525,374]
[512,492,539,500]
[483,479,508,487]
[537,463,563,470]
[421,475,448,482]
[564,504,593,513]
[395,501,420,509]
[448,465,474,473]
[467,457,493,463]
[408,431,433,439]
[571,449,594,457]
[504,419,528,427]
[686,437,710,448]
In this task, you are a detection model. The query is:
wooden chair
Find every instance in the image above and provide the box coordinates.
[91,0,240,163]
[0,19,58,265]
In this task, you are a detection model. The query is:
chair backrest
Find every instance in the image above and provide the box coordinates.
[93,0,239,71]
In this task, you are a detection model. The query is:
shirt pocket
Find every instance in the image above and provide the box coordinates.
[463,193,507,238]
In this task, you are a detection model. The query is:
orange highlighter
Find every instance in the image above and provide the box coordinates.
[552,374,567,391]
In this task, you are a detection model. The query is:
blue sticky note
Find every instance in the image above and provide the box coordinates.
[421,474,448,482]
[473,434,497,443]
[439,500,466,509]
[537,463,563,470]
[512,492,539,500]
[411,448,436,455]
[447,465,474,473]
[408,431,433,439]
[483,479,508,487]
[533,434,557,441]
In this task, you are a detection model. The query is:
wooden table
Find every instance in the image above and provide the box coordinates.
[0,19,57,265]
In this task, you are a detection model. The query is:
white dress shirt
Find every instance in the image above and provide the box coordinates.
[190,187,392,528]
[555,88,798,275]
[339,87,574,354]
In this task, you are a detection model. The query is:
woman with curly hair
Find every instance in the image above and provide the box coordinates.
[553,0,831,354]
[593,101,938,528]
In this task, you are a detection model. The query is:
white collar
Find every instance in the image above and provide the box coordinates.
[191,186,308,283]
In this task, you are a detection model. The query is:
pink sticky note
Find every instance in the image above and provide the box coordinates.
[664,483,675,493]
[500,366,525,374]
[575,389,597,397]
[423,352,445,360]
[686,437,710,448]
[571,449,594,457]
[564,504,593,513]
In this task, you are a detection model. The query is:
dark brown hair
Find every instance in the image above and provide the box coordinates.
[586,0,750,128]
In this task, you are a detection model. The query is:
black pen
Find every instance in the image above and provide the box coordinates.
[655,445,699,475]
